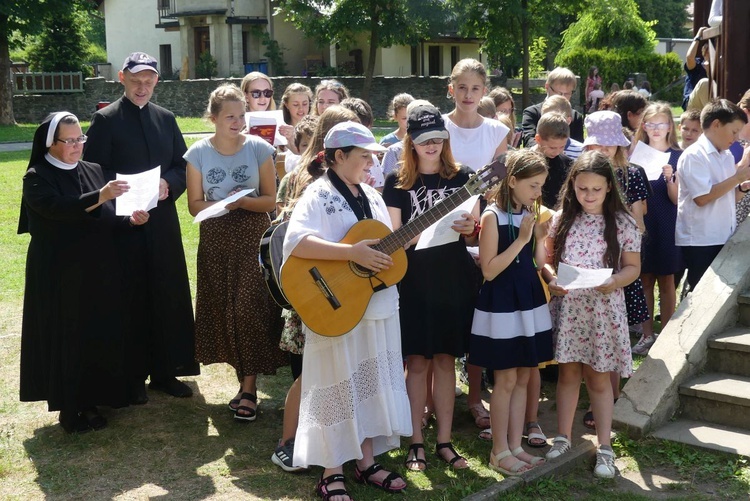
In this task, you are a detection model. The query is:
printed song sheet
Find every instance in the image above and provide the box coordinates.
[115,166,161,216]
[415,195,479,250]
[556,262,613,290]
[630,141,671,181]
[193,189,255,223]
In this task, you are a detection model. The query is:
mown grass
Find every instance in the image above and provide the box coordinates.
[2,148,749,500]
[0,117,211,144]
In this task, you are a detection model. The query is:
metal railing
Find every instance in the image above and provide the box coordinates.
[158,0,176,19]
[12,72,84,94]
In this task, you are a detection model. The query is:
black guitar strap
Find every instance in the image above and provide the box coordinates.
[326,169,373,221]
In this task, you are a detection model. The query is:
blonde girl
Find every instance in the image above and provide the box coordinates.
[240,71,276,112]
[279,83,313,153]
[444,57,509,433]
[185,83,286,422]
[312,79,350,116]
[542,151,641,479]
[469,149,552,475]
[632,102,682,355]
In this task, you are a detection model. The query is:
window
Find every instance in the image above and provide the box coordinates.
[159,45,173,76]
[451,46,459,69]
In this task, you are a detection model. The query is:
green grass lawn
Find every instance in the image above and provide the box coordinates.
[0,117,211,144]
[1,148,748,500]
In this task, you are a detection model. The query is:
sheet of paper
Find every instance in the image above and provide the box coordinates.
[415,195,479,250]
[193,189,255,223]
[556,262,613,290]
[115,165,161,216]
[630,141,672,181]
[246,110,287,146]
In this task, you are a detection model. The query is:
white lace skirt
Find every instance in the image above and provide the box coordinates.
[293,312,412,468]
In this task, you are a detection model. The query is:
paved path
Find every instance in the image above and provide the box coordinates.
[0,142,32,152]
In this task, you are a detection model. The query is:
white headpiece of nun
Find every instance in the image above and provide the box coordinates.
[45,112,77,148]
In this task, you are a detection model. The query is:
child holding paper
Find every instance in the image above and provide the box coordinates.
[185,84,286,422]
[632,103,683,355]
[469,149,553,476]
[541,151,641,479]
[382,101,478,472]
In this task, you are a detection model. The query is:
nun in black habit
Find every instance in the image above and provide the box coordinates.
[19,112,150,433]
[84,52,199,402]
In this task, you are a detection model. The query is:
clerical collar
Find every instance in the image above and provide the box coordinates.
[45,153,77,171]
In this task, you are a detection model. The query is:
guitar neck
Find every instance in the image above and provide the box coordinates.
[375,185,472,255]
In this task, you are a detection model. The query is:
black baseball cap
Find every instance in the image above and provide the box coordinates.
[406,101,449,144]
[122,52,159,75]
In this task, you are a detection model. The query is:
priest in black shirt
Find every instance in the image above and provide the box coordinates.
[84,52,199,404]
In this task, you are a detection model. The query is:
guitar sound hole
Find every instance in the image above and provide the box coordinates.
[349,261,375,278]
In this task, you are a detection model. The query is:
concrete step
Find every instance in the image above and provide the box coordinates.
[706,327,750,378]
[679,373,750,430]
[738,290,750,326]
[652,419,750,457]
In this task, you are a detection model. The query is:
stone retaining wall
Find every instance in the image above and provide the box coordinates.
[10,75,557,124]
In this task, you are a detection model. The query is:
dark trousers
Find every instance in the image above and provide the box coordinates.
[681,245,724,294]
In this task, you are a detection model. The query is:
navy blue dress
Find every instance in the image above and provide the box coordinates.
[469,206,553,370]
[642,148,683,275]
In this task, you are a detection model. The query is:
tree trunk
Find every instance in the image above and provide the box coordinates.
[521,0,530,109]
[0,15,17,126]
[362,4,380,102]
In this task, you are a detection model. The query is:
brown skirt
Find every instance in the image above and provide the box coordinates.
[195,209,286,377]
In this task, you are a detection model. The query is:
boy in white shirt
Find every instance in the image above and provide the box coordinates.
[676,99,750,293]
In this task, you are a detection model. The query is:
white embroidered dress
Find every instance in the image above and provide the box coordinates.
[282,175,412,468]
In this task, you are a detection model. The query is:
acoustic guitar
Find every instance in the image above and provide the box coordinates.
[280,160,506,337]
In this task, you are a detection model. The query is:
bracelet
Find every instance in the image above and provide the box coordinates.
[693,36,701,41]
[465,221,481,238]
[739,184,750,193]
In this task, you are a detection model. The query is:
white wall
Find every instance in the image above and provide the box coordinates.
[656,38,692,62]
[104,0,182,78]
[379,46,413,76]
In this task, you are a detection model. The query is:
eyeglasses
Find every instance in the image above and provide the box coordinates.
[643,122,670,130]
[248,89,274,99]
[56,135,88,145]
[416,138,445,145]
[548,85,573,99]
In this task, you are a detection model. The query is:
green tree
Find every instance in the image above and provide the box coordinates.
[275,0,449,99]
[555,0,683,103]
[450,0,587,107]
[635,0,691,38]
[0,0,96,125]
[26,8,92,75]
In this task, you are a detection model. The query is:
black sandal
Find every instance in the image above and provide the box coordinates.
[316,473,351,501]
[404,443,427,471]
[228,386,242,412]
[354,462,406,494]
[435,442,468,469]
[233,392,257,422]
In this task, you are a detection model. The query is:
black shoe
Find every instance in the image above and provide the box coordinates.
[82,407,108,430]
[59,411,92,434]
[149,377,193,398]
[128,380,149,405]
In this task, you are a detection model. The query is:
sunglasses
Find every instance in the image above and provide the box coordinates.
[56,135,88,145]
[415,138,445,146]
[248,89,274,99]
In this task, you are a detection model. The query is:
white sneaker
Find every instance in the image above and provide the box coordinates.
[594,447,616,478]
[545,436,571,460]
[631,335,656,355]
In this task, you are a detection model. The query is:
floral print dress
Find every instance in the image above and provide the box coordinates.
[548,211,641,377]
